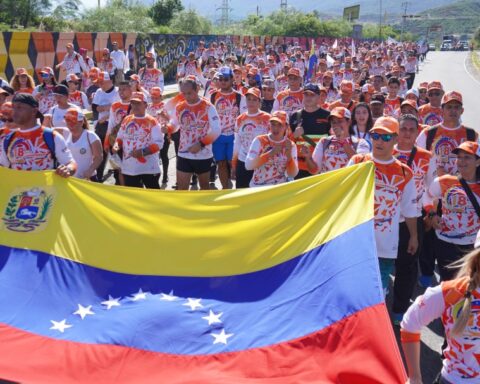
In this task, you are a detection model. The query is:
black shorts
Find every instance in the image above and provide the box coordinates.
[177,156,213,174]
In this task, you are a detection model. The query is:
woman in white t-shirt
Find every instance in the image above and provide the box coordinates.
[64,108,103,181]
[44,84,78,130]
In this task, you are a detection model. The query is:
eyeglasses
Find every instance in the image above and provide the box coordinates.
[419,90,427,93]
[428,92,442,97]
[371,132,395,142]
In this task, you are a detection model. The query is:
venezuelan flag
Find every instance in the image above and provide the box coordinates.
[0,164,406,383]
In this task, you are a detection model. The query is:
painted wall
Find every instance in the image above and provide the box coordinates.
[0,32,343,85]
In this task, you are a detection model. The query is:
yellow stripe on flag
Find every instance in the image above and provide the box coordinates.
[0,164,374,276]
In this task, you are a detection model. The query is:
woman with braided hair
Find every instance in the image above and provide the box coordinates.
[400,238,480,384]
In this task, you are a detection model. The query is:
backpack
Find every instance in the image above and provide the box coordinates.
[426,125,476,151]
[3,128,57,168]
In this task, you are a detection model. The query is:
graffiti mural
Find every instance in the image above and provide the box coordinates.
[0,32,358,85]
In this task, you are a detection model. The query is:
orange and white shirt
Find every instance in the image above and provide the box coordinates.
[68,91,90,111]
[401,278,480,383]
[416,124,479,175]
[393,146,436,217]
[245,134,298,187]
[384,96,402,117]
[272,89,304,117]
[138,68,165,93]
[233,111,271,164]
[210,91,247,136]
[313,136,370,174]
[115,114,164,176]
[32,85,56,115]
[169,98,221,160]
[426,175,480,245]
[0,125,73,170]
[348,154,417,259]
[147,102,165,124]
[328,99,356,113]
[418,104,443,126]
[106,101,130,140]
[275,75,289,93]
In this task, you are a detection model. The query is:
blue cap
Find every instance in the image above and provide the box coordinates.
[218,66,233,79]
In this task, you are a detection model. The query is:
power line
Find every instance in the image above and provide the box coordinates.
[217,0,232,27]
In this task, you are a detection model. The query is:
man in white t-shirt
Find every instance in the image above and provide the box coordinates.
[92,72,120,181]
[110,42,126,85]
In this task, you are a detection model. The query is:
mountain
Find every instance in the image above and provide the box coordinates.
[179,0,460,20]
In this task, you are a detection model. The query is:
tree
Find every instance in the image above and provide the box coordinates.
[149,0,183,26]
[75,0,156,33]
[0,0,51,28]
[170,9,212,35]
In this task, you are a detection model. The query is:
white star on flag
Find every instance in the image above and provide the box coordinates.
[131,289,148,301]
[202,310,223,325]
[50,319,73,333]
[183,298,203,311]
[73,304,95,320]
[210,329,233,345]
[159,291,178,301]
[101,295,121,309]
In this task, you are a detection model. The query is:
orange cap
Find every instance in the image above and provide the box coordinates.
[452,141,480,157]
[401,99,418,111]
[130,74,140,82]
[323,70,333,78]
[66,73,80,82]
[64,108,84,123]
[97,71,111,83]
[40,67,54,76]
[66,43,74,49]
[103,48,110,54]
[246,87,261,99]
[340,80,354,94]
[418,82,428,90]
[329,107,351,120]
[371,116,399,134]
[441,91,463,106]
[88,67,100,79]
[287,67,302,78]
[150,87,162,98]
[427,81,443,91]
[130,92,146,103]
[248,68,258,76]
[145,52,155,59]
[16,68,28,76]
[283,61,293,68]
[269,111,288,126]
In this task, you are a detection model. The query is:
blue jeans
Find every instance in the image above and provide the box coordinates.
[378,258,395,290]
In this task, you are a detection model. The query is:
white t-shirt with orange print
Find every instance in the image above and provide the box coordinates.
[233,111,271,164]
[348,154,417,259]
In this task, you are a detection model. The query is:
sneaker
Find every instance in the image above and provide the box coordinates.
[393,312,404,326]
[418,275,433,288]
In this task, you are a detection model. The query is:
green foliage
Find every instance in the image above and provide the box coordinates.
[170,9,212,34]
[0,0,51,28]
[75,0,156,33]
[149,0,183,26]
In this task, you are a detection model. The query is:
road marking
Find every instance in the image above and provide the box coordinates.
[463,53,480,86]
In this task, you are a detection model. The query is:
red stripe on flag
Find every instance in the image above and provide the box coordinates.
[0,304,406,384]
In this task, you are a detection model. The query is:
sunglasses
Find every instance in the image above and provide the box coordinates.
[419,90,427,93]
[428,92,441,96]
[371,132,395,142]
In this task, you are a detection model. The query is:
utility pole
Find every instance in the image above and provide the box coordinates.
[401,2,409,41]
[217,0,231,27]
[280,0,287,12]
[379,0,382,41]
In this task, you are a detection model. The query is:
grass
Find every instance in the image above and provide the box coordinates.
[472,50,480,72]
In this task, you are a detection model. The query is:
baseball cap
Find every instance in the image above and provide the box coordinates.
[323,71,333,78]
[64,108,84,123]
[329,107,351,120]
[150,87,162,98]
[340,81,354,94]
[262,78,275,89]
[97,71,111,83]
[287,68,302,78]
[283,61,293,68]
[246,87,261,99]
[145,52,155,59]
[269,111,287,126]
[79,48,87,55]
[66,43,74,49]
[452,141,480,157]
[247,68,258,77]
[88,67,100,79]
[40,67,54,76]
[218,66,233,79]
[370,116,399,134]
[370,93,385,104]
[233,65,242,73]
[361,83,375,94]
[442,91,463,106]
[130,92,146,103]
[12,92,39,108]
[130,74,140,82]
[427,81,443,91]
[0,85,14,96]
[303,83,320,95]
[400,99,418,111]
[66,73,80,82]
[418,82,428,90]
[405,89,419,99]
[103,48,110,54]
[16,68,28,76]
[53,84,69,97]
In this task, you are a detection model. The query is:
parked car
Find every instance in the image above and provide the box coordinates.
[441,41,452,51]
[428,43,436,51]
